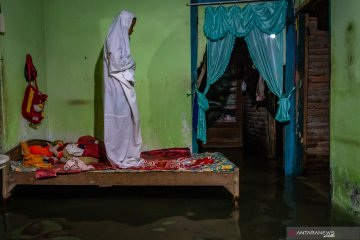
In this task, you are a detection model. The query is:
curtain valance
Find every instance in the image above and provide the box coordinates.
[204,0,287,40]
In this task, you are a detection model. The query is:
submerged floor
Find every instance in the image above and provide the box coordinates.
[1,148,359,240]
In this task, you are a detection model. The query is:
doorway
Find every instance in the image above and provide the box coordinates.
[199,37,282,160]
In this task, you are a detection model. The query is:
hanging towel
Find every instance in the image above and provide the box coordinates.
[256,76,266,102]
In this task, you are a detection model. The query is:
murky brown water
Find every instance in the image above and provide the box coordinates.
[1,148,359,240]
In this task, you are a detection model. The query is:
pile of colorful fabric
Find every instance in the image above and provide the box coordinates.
[16,136,106,178]
[20,142,53,169]
[14,141,236,179]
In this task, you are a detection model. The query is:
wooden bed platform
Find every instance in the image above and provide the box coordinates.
[2,140,240,207]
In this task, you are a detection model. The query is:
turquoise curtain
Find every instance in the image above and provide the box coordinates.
[245,27,294,121]
[204,0,287,40]
[196,33,236,143]
[196,0,289,144]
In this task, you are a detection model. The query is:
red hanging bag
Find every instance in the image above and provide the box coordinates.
[21,54,48,126]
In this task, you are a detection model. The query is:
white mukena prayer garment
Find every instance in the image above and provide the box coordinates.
[103,10,143,168]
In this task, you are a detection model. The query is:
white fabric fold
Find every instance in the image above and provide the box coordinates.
[103,10,142,168]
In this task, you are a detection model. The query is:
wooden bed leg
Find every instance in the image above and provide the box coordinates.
[225,168,240,209]
[2,164,11,200]
[233,168,240,209]
[233,197,239,209]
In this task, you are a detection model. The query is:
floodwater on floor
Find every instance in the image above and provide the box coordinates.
[1,148,359,240]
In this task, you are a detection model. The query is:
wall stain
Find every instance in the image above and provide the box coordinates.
[345,181,360,214]
[333,134,360,147]
[345,22,356,86]
[67,99,91,105]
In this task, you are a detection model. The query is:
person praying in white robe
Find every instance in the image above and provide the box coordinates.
[103,10,143,168]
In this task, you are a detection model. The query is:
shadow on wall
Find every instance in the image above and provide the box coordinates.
[94,48,104,140]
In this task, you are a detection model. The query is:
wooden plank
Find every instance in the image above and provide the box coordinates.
[296,13,307,170]
[304,11,330,175]
[10,171,235,186]
[2,163,10,199]
[7,169,240,208]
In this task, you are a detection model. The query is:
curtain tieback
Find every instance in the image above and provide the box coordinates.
[196,91,209,111]
[194,89,209,144]
[275,87,295,122]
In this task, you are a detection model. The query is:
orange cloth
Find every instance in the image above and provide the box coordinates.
[29,145,53,157]
[21,142,52,168]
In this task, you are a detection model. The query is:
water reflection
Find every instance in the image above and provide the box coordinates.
[4,213,241,240]
[282,176,297,226]
[2,186,241,240]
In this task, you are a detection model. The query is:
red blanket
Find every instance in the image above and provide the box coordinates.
[35,148,192,179]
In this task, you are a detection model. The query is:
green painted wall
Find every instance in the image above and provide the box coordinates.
[1,0,192,151]
[1,0,48,152]
[198,6,207,66]
[331,0,360,215]
[45,0,191,150]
